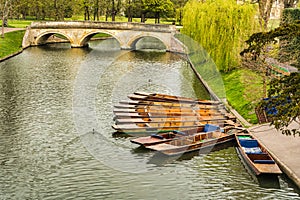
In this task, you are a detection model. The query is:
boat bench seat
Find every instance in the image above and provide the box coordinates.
[254,160,275,164]
[172,130,187,136]
[242,147,263,154]
[151,134,164,139]
[239,139,259,148]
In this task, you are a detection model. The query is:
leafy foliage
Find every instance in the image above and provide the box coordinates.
[241,21,300,135]
[181,0,258,72]
[265,73,300,135]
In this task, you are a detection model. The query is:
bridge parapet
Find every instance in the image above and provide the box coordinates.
[30,21,177,33]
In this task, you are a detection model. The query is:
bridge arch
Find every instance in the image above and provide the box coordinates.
[79,30,121,48]
[35,31,72,46]
[128,35,167,51]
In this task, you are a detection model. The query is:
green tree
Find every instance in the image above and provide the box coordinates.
[181,0,258,72]
[0,0,11,37]
[142,0,173,23]
[171,0,188,25]
[241,21,300,135]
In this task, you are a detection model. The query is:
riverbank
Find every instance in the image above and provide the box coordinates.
[0,29,25,61]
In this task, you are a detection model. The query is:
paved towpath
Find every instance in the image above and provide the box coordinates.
[249,121,300,189]
[2,27,25,34]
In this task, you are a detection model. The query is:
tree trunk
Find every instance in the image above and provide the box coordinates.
[112,0,115,21]
[179,9,182,26]
[2,15,4,38]
[127,0,132,22]
[84,6,90,20]
[105,11,109,21]
[258,0,275,31]
[141,13,146,23]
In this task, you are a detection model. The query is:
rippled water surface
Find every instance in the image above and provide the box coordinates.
[0,39,299,199]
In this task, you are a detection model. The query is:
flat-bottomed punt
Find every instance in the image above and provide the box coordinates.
[146,128,236,156]
[235,134,282,176]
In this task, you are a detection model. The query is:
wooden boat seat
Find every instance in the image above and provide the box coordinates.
[254,160,275,164]
[151,134,164,139]
[247,153,271,161]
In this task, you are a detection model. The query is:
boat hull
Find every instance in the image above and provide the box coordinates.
[235,134,282,176]
[147,131,235,156]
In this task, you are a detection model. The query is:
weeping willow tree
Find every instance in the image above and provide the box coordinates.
[181,0,258,72]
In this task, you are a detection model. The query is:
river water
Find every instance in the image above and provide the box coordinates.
[0,39,299,199]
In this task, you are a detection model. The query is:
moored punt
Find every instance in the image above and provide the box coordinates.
[115,100,222,110]
[146,129,236,156]
[113,107,221,116]
[128,93,222,105]
[111,123,223,135]
[235,133,282,176]
[115,116,228,125]
[130,126,207,146]
[113,112,197,119]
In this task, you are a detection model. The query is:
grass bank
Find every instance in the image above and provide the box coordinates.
[0,31,25,59]
[222,69,264,124]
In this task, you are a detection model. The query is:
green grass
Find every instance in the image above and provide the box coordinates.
[0,31,25,59]
[4,19,32,28]
[3,16,177,27]
[222,69,264,124]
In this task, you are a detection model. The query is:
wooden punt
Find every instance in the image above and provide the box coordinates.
[113,112,197,119]
[128,93,221,105]
[113,107,222,116]
[114,104,221,111]
[146,129,235,156]
[130,126,206,146]
[115,116,228,125]
[115,100,222,110]
[133,92,221,104]
[112,123,215,134]
[111,118,235,134]
[235,133,282,176]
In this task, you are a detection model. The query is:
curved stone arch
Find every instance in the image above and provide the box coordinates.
[127,33,169,51]
[35,30,72,45]
[79,30,122,48]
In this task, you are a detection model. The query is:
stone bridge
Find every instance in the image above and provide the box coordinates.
[22,21,187,53]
